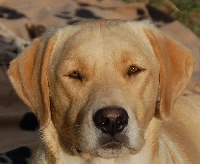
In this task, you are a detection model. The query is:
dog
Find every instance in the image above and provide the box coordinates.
[8,20,200,163]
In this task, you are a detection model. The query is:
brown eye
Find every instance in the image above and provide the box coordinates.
[127,66,141,76]
[68,70,82,80]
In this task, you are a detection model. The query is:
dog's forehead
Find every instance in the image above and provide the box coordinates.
[51,20,156,67]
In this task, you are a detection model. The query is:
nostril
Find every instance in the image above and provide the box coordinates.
[93,107,129,136]
[116,117,128,129]
[97,117,108,126]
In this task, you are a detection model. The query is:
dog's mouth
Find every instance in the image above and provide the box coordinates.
[73,125,144,160]
[100,141,122,150]
[78,140,130,160]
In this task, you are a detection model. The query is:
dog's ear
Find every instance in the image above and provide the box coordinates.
[144,28,194,119]
[8,29,57,127]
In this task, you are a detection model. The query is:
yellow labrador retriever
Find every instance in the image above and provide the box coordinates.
[8,20,200,163]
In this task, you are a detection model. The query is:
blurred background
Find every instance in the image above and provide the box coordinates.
[0,0,199,163]
[129,0,200,37]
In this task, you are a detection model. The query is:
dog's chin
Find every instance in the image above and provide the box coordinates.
[78,139,145,160]
[97,143,129,159]
[79,143,133,160]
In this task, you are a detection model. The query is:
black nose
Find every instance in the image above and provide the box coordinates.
[93,107,129,136]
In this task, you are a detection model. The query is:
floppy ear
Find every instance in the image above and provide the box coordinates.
[144,28,194,119]
[8,29,57,127]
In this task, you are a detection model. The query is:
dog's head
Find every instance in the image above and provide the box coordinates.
[8,20,194,159]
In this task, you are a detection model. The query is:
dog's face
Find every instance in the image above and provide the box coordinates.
[8,20,194,160]
[48,22,160,158]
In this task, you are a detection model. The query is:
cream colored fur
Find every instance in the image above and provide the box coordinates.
[8,20,199,164]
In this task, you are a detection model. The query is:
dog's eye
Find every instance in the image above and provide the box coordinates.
[127,65,141,76]
[68,70,82,80]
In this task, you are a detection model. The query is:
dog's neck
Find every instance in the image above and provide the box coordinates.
[35,118,180,164]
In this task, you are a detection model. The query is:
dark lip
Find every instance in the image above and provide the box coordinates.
[100,142,123,149]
